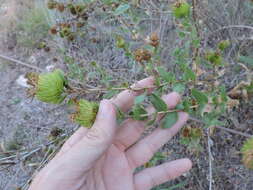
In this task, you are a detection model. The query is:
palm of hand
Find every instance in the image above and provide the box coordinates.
[29,78,192,190]
[84,144,134,189]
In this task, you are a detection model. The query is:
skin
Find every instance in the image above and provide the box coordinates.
[29,77,192,190]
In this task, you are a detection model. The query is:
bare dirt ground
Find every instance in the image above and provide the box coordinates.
[0,1,253,190]
[0,1,76,189]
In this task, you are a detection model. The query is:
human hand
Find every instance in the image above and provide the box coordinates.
[29,77,192,190]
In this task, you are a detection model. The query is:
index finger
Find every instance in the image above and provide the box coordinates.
[110,77,155,112]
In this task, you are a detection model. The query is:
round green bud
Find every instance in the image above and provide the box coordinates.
[241,137,253,169]
[72,99,99,128]
[36,69,67,104]
[37,42,47,49]
[68,4,77,15]
[61,27,71,37]
[116,36,125,48]
[172,1,191,19]
[218,40,230,51]
[205,51,222,65]
[75,5,86,14]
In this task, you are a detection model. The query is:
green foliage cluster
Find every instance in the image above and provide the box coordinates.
[24,0,234,149]
[241,137,253,169]
[24,2,253,187]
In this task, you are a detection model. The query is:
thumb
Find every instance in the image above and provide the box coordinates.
[88,99,117,146]
[67,99,117,168]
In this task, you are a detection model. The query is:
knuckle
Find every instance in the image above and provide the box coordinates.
[86,126,111,145]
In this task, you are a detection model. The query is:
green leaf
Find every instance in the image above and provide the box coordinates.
[184,67,196,81]
[246,82,253,94]
[130,105,148,121]
[82,0,95,3]
[114,4,130,15]
[134,94,146,105]
[173,83,185,93]
[103,90,118,99]
[182,99,191,112]
[178,31,186,38]
[238,56,253,67]
[101,0,118,5]
[191,89,208,105]
[175,103,184,110]
[161,112,178,129]
[149,93,168,112]
[157,67,175,83]
[219,85,228,102]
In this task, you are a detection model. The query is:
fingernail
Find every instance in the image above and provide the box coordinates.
[99,99,115,116]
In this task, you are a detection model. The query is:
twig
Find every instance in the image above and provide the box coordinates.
[0,133,68,163]
[189,116,253,138]
[0,54,44,72]
[208,25,253,37]
[207,129,213,190]
[0,161,16,166]
[0,53,97,89]
[192,0,200,61]
[22,135,69,190]
[215,126,252,138]
[0,152,27,162]
[137,106,199,118]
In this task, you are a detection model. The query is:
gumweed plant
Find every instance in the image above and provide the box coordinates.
[241,137,253,169]
[26,0,253,169]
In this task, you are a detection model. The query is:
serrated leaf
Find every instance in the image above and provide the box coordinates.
[157,67,176,83]
[175,103,184,110]
[134,94,146,104]
[238,56,253,66]
[103,90,118,99]
[219,85,228,102]
[184,67,196,81]
[161,112,178,129]
[182,99,191,112]
[191,88,208,105]
[130,105,148,121]
[149,93,168,112]
[173,83,185,93]
[114,4,130,15]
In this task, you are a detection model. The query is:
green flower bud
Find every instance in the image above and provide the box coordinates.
[75,5,86,14]
[172,1,191,19]
[218,40,230,51]
[116,36,125,48]
[72,99,99,128]
[36,69,67,104]
[37,42,47,49]
[241,137,253,169]
[90,61,97,67]
[205,51,222,65]
[61,27,71,37]
[68,4,77,15]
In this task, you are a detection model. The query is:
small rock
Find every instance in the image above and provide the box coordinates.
[16,75,30,88]
[28,56,37,64]
[45,64,55,71]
